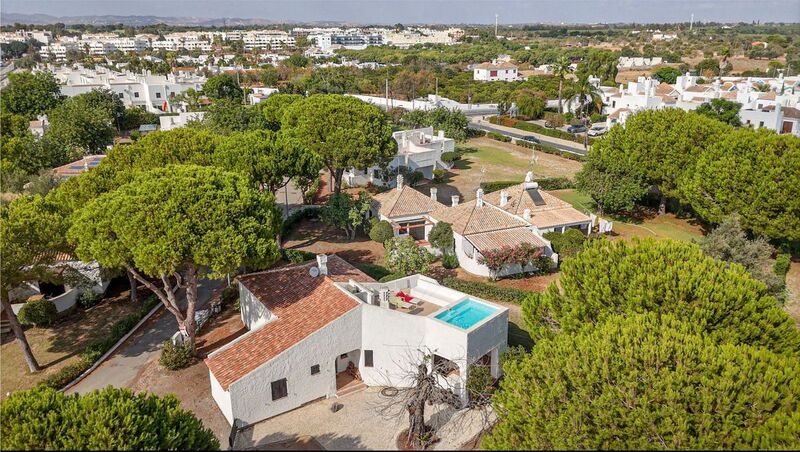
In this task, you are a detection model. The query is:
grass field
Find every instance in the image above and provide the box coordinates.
[550,189,704,243]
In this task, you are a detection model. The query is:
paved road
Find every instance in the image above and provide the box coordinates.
[468,118,588,156]
[67,278,223,394]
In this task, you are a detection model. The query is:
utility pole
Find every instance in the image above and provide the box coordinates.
[434,77,438,102]
[495,14,499,38]
[385,78,389,111]
[690,13,694,32]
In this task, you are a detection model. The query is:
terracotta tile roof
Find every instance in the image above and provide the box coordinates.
[474,62,518,70]
[608,108,630,119]
[466,227,546,252]
[655,83,676,96]
[371,185,444,218]
[759,91,777,100]
[783,107,800,119]
[685,85,711,93]
[431,201,527,236]
[721,91,738,100]
[482,183,592,229]
[205,255,374,390]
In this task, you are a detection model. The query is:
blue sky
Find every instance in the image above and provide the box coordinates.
[3,0,799,24]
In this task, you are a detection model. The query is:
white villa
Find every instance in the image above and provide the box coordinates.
[206,255,508,426]
[344,127,454,187]
[371,172,596,278]
[601,73,800,136]
[473,61,520,82]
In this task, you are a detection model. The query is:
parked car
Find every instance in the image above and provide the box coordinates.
[544,121,556,128]
[518,135,540,144]
[567,124,588,133]
[588,126,607,136]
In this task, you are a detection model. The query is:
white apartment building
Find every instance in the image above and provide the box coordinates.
[159,111,206,131]
[473,61,520,82]
[383,28,461,48]
[46,65,206,114]
[344,126,454,187]
[602,73,800,136]
[241,31,296,50]
[206,254,508,426]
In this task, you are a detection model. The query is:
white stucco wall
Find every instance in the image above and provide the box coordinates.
[227,307,362,426]
[239,283,273,330]
[210,370,234,425]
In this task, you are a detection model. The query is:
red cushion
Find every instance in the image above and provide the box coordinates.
[396,291,413,303]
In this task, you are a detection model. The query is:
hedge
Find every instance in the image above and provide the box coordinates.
[489,115,594,145]
[441,151,461,164]
[514,138,586,162]
[281,248,316,264]
[39,296,160,390]
[775,253,791,282]
[481,177,575,194]
[379,272,406,283]
[441,277,530,304]
[543,229,587,259]
[487,132,512,142]
[356,263,393,281]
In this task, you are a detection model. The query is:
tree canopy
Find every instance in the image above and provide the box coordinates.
[255,93,304,131]
[485,313,800,450]
[0,71,63,119]
[0,386,220,450]
[281,94,396,193]
[401,108,469,141]
[679,128,800,241]
[695,98,742,126]
[523,238,800,356]
[202,74,243,101]
[48,93,117,153]
[68,165,281,346]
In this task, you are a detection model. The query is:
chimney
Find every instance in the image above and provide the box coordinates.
[316,254,328,276]
[476,188,484,207]
[430,187,438,201]
[523,209,531,221]
[396,173,404,190]
[500,190,509,207]
[451,195,460,207]
[525,171,534,183]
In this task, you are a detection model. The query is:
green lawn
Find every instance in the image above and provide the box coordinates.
[551,189,703,243]
[465,146,531,170]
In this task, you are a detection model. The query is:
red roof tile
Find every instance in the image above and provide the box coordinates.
[205,255,374,390]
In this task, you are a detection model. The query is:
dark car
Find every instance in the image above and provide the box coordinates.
[519,135,539,144]
[567,124,587,133]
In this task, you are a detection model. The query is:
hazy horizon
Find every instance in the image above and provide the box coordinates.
[2,0,800,25]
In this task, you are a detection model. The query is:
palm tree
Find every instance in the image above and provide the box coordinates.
[552,55,574,114]
[572,76,604,148]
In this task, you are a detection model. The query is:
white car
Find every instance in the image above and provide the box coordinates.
[588,126,607,136]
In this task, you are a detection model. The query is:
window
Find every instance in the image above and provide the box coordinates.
[489,70,498,77]
[118,92,124,98]
[271,378,288,400]
[311,364,320,375]
[364,350,374,367]
[759,121,764,128]
[156,92,162,99]
[134,92,140,98]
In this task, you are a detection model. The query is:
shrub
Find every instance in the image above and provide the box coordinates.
[432,168,446,183]
[281,248,316,263]
[428,222,454,253]
[0,386,220,450]
[219,286,239,306]
[441,277,529,304]
[563,112,574,122]
[466,365,494,405]
[18,298,57,327]
[385,237,433,275]
[479,243,543,279]
[543,112,566,128]
[513,138,586,161]
[442,253,460,269]
[775,253,791,281]
[356,263,393,281]
[369,220,395,245]
[77,290,102,309]
[440,151,461,164]
[536,177,574,190]
[379,271,406,283]
[543,229,587,259]
[159,341,194,370]
[590,113,607,123]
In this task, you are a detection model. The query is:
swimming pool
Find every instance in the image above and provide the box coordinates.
[435,299,498,329]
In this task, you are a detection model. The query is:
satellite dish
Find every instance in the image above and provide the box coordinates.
[309,267,320,277]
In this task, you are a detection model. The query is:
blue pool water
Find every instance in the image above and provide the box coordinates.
[435,299,498,329]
